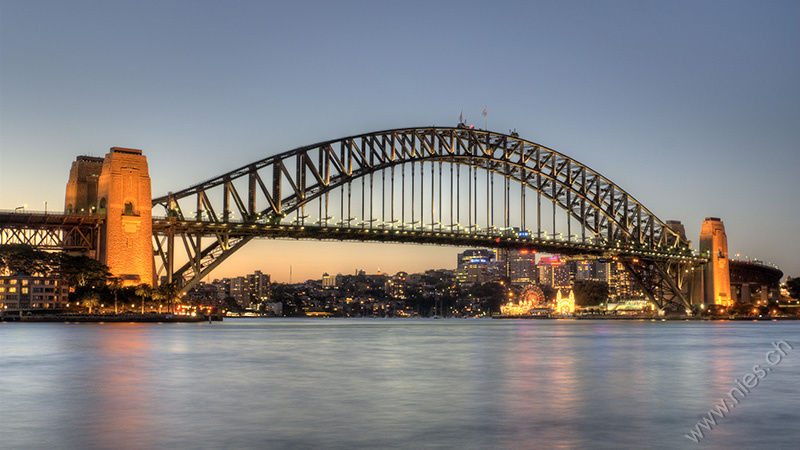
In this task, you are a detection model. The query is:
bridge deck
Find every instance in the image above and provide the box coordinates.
[0,211,103,227]
[151,218,701,263]
[0,211,103,250]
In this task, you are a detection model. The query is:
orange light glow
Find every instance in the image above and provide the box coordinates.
[500,286,546,316]
[555,290,575,315]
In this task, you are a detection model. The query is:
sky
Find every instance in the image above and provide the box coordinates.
[1,0,798,282]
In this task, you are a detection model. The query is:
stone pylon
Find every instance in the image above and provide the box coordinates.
[699,217,731,306]
[65,148,153,286]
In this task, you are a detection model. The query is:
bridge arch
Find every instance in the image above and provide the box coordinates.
[152,126,696,310]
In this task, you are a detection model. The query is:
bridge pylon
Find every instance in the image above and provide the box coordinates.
[65,148,153,286]
[699,217,731,307]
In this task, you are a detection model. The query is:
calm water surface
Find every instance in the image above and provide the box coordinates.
[1,318,799,449]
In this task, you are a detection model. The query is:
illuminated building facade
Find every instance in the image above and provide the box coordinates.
[387,271,408,298]
[457,249,494,267]
[247,270,271,304]
[554,289,575,315]
[538,256,570,289]
[322,273,336,289]
[572,260,612,283]
[229,276,247,305]
[0,274,69,310]
[508,250,537,285]
[456,250,493,285]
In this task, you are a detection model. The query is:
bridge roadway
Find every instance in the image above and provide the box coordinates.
[0,210,702,262]
[151,216,700,263]
[6,210,784,305]
[729,259,783,302]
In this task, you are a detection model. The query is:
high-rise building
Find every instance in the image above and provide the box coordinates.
[457,250,494,267]
[247,270,271,303]
[387,272,408,298]
[493,248,509,278]
[610,262,641,300]
[538,256,570,289]
[574,260,591,282]
[229,276,248,305]
[508,250,537,285]
[594,261,611,283]
[322,273,336,289]
[455,249,494,285]
[573,260,612,283]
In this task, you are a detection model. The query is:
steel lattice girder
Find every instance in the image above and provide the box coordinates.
[151,127,696,293]
[620,258,694,311]
[0,213,101,250]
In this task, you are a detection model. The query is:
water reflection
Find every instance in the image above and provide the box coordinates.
[91,324,156,449]
[1,319,798,449]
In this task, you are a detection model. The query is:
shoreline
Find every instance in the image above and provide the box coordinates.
[1,313,222,323]
[495,314,800,321]
[3,314,797,323]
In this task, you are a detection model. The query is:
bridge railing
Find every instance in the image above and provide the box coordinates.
[0,209,98,217]
[729,258,781,271]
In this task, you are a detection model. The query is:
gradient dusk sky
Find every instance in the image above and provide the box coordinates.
[2,0,798,282]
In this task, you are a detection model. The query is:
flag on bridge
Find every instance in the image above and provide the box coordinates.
[483,106,487,117]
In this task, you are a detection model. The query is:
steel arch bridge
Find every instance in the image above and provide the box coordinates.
[152,126,702,311]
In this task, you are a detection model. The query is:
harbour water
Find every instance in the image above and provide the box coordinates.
[1,318,798,449]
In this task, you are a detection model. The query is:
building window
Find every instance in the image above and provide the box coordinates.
[124,202,135,216]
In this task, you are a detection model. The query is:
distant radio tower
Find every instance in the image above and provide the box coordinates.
[289,265,292,284]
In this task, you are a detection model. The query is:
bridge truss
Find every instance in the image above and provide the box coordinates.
[0,212,101,252]
[152,126,702,311]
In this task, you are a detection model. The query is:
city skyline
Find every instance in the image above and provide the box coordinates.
[2,1,798,282]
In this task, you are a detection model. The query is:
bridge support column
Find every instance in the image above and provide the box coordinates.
[621,258,693,314]
[740,283,751,303]
[690,267,704,308]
